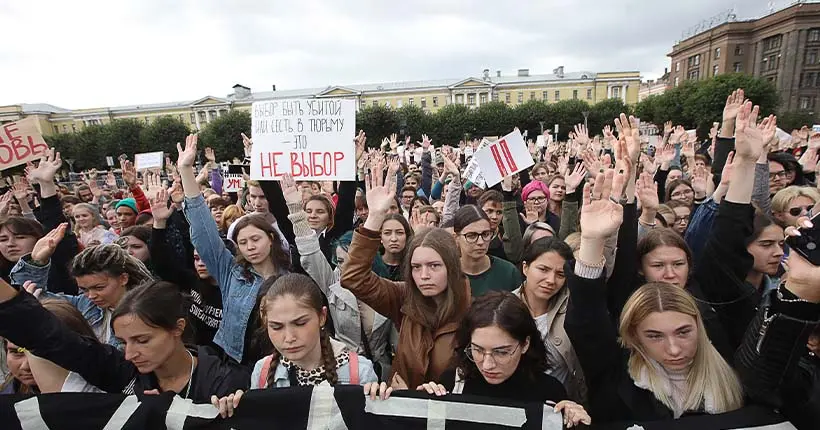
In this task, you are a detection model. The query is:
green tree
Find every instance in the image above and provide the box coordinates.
[683,73,779,137]
[355,105,398,147]
[139,115,190,155]
[395,105,430,141]
[429,104,472,143]
[472,101,513,136]
[776,110,815,133]
[549,99,591,140]
[72,125,107,170]
[198,110,251,162]
[588,98,630,136]
[634,95,660,125]
[510,100,551,138]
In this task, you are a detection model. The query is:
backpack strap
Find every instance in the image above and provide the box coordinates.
[348,352,359,385]
[258,355,273,388]
[452,367,465,394]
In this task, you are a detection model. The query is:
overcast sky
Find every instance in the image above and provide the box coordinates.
[0,0,785,109]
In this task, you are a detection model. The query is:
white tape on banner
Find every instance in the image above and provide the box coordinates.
[364,396,528,428]
[541,405,564,430]
[306,384,349,430]
[165,395,220,430]
[14,397,50,430]
[102,395,140,430]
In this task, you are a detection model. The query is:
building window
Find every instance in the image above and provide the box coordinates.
[810,29,820,42]
[505,93,511,104]
[800,96,811,110]
[762,35,783,51]
[611,87,621,99]
[762,54,779,71]
[198,111,206,121]
[688,69,700,80]
[62,125,67,132]
[491,92,498,102]
[408,97,414,106]
[733,62,742,72]
[372,100,378,107]
[808,50,818,65]
[145,116,150,124]
[209,111,217,121]
[676,62,680,72]
[359,99,366,109]
[527,92,533,101]
[190,113,195,123]
[735,45,744,55]
[688,54,701,67]
[53,126,59,134]
[715,47,721,59]
[457,94,464,104]
[467,94,475,105]
[72,124,76,132]
[480,93,487,104]
[713,65,719,76]
[674,77,680,87]
[803,72,817,87]
[432,96,438,107]
[384,101,391,107]
[554,90,560,101]
[421,98,427,108]
[518,92,523,103]
[397,100,403,108]
[586,89,592,99]
[542,91,548,100]
[178,114,184,122]
[572,90,578,99]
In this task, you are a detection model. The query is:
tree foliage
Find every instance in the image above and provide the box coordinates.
[139,115,190,155]
[197,110,251,162]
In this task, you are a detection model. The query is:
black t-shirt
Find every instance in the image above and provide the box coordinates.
[187,279,223,349]
[439,366,567,404]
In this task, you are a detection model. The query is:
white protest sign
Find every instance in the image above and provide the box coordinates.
[224,174,245,193]
[536,135,546,148]
[473,129,534,187]
[134,151,163,171]
[462,138,492,188]
[250,99,356,181]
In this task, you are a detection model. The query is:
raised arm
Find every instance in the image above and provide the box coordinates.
[438,150,461,227]
[500,176,524,264]
[150,189,198,288]
[558,163,587,240]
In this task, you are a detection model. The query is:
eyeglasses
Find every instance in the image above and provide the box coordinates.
[460,230,496,243]
[789,205,813,217]
[675,215,690,224]
[527,196,547,203]
[769,170,788,180]
[671,189,694,199]
[464,344,520,365]
[115,236,130,248]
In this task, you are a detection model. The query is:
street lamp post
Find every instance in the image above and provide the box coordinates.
[539,121,545,135]
[582,111,589,130]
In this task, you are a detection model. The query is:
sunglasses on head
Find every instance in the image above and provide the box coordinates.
[789,205,813,217]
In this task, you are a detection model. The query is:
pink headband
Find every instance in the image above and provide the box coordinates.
[522,180,550,201]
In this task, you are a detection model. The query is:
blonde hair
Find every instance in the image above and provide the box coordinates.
[619,283,743,415]
[71,203,101,233]
[771,185,820,214]
[218,204,245,233]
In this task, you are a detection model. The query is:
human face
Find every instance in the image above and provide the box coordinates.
[660,211,675,228]
[120,236,150,263]
[106,210,119,229]
[532,168,548,183]
[387,200,400,215]
[636,311,698,372]
[355,204,369,222]
[432,201,445,214]
[73,207,95,230]
[457,219,493,259]
[114,313,183,374]
[381,219,408,255]
[695,159,707,170]
[670,184,694,206]
[401,191,415,209]
[410,246,448,296]
[667,169,683,183]
[778,195,815,227]
[641,245,689,287]
[467,185,483,198]
[0,227,37,263]
[671,206,691,235]
[265,295,327,367]
[548,178,566,202]
[405,178,418,189]
[747,224,784,277]
[193,250,211,279]
[5,340,36,387]
[468,325,529,385]
[248,185,269,214]
[210,205,225,225]
[523,251,567,302]
[526,190,548,214]
[236,225,273,265]
[305,200,331,231]
[768,161,788,195]
[76,272,129,309]
[78,188,93,203]
[116,207,137,229]
[335,247,349,268]
[481,201,503,231]
[62,203,75,219]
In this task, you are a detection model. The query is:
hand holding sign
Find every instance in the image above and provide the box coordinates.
[0,117,49,171]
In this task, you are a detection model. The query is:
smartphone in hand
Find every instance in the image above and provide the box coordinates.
[786,212,820,266]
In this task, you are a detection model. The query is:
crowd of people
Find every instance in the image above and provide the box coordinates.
[0,88,818,428]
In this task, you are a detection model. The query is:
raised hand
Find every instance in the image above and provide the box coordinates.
[565,162,587,194]
[522,200,539,224]
[671,125,687,144]
[723,88,746,123]
[106,171,117,187]
[389,133,398,151]
[241,133,253,157]
[31,223,68,265]
[614,113,640,159]
[681,137,696,161]
[557,154,569,176]
[719,152,736,186]
[610,139,633,201]
[120,159,137,187]
[354,130,367,161]
[691,166,708,196]
[149,188,174,222]
[574,124,590,147]
[636,172,659,211]
[12,178,30,203]
[418,134,432,150]
[177,134,198,168]
[280,173,301,205]
[88,178,102,199]
[657,143,676,165]
[27,148,62,184]
[581,149,602,174]
[580,170,623,240]
[663,121,673,136]
[735,101,776,162]
[204,147,216,165]
[0,191,13,217]
[602,125,615,143]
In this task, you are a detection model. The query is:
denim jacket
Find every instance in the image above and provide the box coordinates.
[184,194,278,363]
[10,255,120,348]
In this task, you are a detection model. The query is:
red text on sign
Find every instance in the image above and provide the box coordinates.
[258,151,345,178]
[0,123,48,166]
[490,145,508,177]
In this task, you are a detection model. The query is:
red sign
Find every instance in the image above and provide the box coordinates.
[0,117,49,171]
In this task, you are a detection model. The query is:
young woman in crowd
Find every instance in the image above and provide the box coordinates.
[513,237,586,401]
[0,278,250,402]
[545,174,566,216]
[454,205,523,296]
[117,225,151,266]
[771,185,820,227]
[365,291,591,428]
[210,274,378,418]
[665,179,696,207]
[520,180,560,233]
[178,134,291,365]
[565,169,744,423]
[72,203,118,247]
[373,214,412,281]
[218,204,245,235]
[340,165,470,389]
[664,200,691,236]
[530,162,550,183]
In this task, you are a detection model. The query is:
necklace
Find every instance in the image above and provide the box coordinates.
[182,349,195,399]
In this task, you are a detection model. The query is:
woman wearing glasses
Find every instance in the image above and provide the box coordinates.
[454,206,523,297]
[364,292,591,428]
[771,185,820,227]
[520,181,560,234]
[664,201,691,236]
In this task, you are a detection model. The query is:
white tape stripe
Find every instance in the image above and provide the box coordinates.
[541,405,564,430]
[364,396,528,427]
[14,397,50,430]
[102,395,140,430]
[734,423,798,430]
[426,401,446,430]
[306,385,349,430]
[165,395,220,430]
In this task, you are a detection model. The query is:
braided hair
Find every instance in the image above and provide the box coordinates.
[258,273,338,388]
[70,244,153,289]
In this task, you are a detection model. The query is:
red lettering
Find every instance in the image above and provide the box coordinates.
[271,152,283,177]
[498,139,518,172]
[288,151,344,178]
[290,152,303,177]
[490,145,507,177]
[28,136,48,155]
[11,137,31,161]
[259,152,275,177]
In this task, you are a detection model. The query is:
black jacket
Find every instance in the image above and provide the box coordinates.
[33,195,80,295]
[0,291,249,403]
[735,287,820,430]
[438,366,567,404]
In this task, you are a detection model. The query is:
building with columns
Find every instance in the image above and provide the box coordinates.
[668,1,820,116]
[1,67,640,136]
